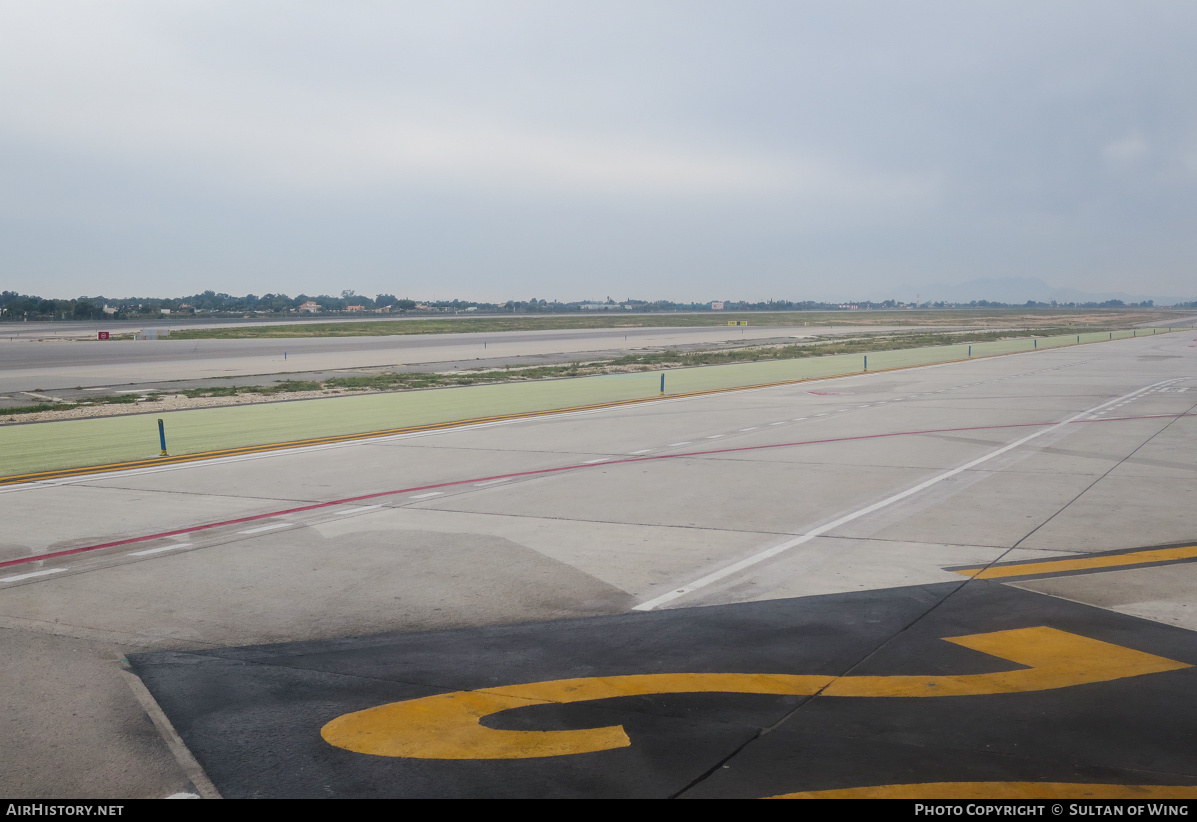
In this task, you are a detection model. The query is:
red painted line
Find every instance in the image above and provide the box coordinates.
[3,411,1192,571]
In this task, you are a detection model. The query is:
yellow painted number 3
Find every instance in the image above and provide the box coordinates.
[321,627,1188,761]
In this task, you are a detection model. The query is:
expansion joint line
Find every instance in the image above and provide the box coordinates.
[670,382,1197,784]
[633,378,1181,611]
[3,396,1190,571]
[1006,389,1197,556]
[757,384,1197,746]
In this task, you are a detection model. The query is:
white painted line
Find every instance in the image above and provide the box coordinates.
[1,568,67,583]
[770,421,787,426]
[238,522,290,534]
[791,418,807,422]
[129,543,193,557]
[335,505,383,515]
[634,378,1178,612]
[813,413,828,417]
[582,458,610,464]
[668,441,692,446]
[473,479,511,487]
[705,434,725,439]
[409,492,443,499]
[629,449,654,455]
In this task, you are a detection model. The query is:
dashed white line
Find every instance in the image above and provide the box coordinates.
[129,542,193,557]
[238,522,290,535]
[738,428,758,432]
[770,421,787,426]
[668,441,693,446]
[334,505,383,514]
[1,568,67,583]
[629,449,654,455]
[472,479,511,487]
[409,492,444,499]
[705,434,725,439]
[582,458,610,464]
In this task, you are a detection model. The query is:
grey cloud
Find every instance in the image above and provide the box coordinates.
[1,1,1194,300]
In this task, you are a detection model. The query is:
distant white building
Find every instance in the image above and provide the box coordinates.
[710,301,725,310]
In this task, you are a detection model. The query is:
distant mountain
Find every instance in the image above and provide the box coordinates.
[891,277,1194,306]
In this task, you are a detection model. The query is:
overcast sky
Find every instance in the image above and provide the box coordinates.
[1,1,1195,302]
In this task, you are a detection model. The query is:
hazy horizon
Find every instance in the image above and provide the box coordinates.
[3,2,1195,303]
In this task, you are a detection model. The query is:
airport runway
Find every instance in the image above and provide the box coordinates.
[2,331,1196,797]
[0,324,896,395]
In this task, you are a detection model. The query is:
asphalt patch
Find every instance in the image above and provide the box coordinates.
[129,582,1197,798]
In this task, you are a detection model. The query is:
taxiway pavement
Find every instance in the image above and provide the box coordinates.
[2,331,1196,797]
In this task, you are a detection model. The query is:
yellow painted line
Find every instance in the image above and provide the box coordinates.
[955,545,1197,580]
[320,627,1189,760]
[324,672,830,761]
[823,625,1188,697]
[772,782,1197,799]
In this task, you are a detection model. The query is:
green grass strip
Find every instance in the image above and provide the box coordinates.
[0,328,1166,478]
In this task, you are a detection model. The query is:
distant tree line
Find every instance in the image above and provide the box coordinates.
[0,289,421,320]
[0,290,1165,321]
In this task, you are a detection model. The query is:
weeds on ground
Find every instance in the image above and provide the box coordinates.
[0,325,1146,418]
